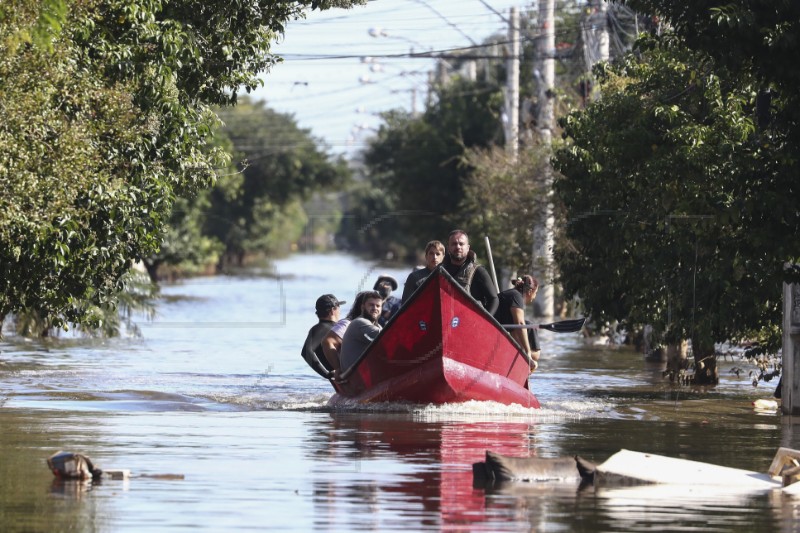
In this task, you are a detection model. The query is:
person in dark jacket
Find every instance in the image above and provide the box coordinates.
[300,294,345,378]
[441,229,498,315]
[374,274,401,327]
[401,240,445,302]
[494,275,540,372]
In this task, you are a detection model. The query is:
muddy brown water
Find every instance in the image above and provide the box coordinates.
[1,253,798,532]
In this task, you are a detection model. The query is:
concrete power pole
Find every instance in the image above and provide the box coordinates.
[595,0,610,63]
[532,0,555,317]
[504,7,520,161]
[583,0,610,101]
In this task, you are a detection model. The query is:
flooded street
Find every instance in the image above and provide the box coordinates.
[2,253,799,531]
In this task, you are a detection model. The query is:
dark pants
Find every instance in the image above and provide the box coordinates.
[526,321,540,351]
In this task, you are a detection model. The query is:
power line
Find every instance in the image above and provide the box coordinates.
[411,0,479,46]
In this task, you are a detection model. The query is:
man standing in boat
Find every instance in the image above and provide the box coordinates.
[442,230,499,315]
[339,290,383,371]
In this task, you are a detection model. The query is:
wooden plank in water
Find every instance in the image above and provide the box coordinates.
[595,449,780,489]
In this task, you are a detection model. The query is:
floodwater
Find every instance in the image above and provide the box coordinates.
[1,252,799,532]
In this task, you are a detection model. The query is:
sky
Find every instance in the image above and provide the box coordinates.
[245,0,530,158]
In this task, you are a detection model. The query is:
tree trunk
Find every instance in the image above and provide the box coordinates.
[664,340,688,382]
[143,260,161,284]
[692,336,719,386]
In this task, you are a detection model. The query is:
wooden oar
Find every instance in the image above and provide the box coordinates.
[484,235,500,293]
[502,317,586,333]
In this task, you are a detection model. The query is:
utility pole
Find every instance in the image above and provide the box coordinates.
[410,47,417,116]
[596,1,610,63]
[426,71,433,109]
[504,7,520,160]
[583,0,609,101]
[532,0,555,317]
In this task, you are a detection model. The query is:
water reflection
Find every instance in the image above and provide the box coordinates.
[308,413,532,529]
[302,410,800,532]
[50,478,93,500]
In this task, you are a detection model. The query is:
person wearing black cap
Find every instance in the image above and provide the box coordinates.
[321,291,369,373]
[374,274,400,327]
[300,294,345,379]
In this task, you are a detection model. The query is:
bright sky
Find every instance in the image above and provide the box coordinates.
[246,0,529,158]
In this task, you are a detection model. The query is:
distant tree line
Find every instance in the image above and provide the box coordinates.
[144,97,349,281]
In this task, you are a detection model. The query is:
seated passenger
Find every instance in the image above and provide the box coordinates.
[321,291,368,374]
[339,290,383,372]
[374,274,400,326]
[300,294,345,378]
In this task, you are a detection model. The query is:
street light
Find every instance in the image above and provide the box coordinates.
[367,28,427,51]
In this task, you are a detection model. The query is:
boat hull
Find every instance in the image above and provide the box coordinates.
[331,268,539,408]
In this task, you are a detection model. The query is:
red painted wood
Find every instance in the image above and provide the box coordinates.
[331,268,540,408]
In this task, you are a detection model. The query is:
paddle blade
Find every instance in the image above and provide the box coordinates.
[538,317,586,333]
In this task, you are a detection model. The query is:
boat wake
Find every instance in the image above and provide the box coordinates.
[210,387,613,421]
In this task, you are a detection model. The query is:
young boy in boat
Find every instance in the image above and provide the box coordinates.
[494,275,541,372]
[300,294,345,379]
[401,240,445,302]
[339,290,383,372]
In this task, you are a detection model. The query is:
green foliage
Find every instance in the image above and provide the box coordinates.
[12,269,158,337]
[0,0,361,330]
[459,145,551,276]
[245,198,309,258]
[346,2,615,262]
[624,1,800,89]
[338,179,411,259]
[1,3,164,330]
[206,97,350,266]
[553,34,792,358]
[143,194,225,280]
[623,1,800,287]
[300,192,344,252]
[352,78,503,258]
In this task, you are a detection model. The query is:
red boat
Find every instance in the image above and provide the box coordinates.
[330,267,540,408]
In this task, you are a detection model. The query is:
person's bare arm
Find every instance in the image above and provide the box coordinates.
[510,307,531,354]
[510,307,539,371]
[321,332,342,372]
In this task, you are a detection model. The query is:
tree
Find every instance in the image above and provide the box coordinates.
[142,194,225,282]
[622,1,800,280]
[459,146,551,279]
[553,34,791,384]
[207,97,349,267]
[0,0,362,330]
[352,78,504,260]
[349,2,630,264]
